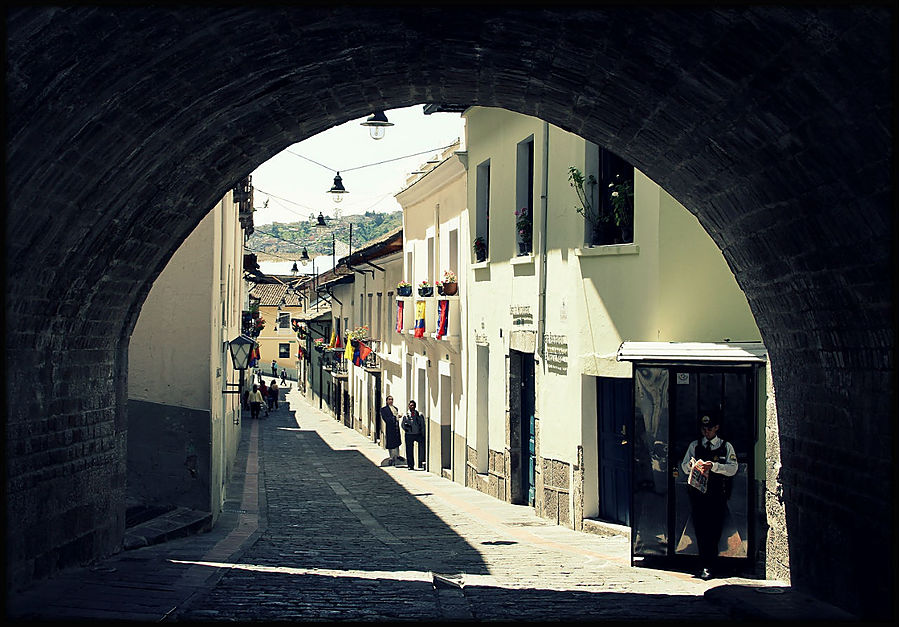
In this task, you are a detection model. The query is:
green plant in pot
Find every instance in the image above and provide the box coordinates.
[473,236,487,262]
[515,207,532,255]
[568,166,615,245]
[608,174,634,243]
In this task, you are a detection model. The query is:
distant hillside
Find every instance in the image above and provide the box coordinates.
[248,210,402,259]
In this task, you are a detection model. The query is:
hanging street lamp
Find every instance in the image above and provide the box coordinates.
[328,172,348,203]
[360,110,394,140]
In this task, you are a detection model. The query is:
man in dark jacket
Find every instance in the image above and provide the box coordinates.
[401,400,426,470]
[379,396,402,465]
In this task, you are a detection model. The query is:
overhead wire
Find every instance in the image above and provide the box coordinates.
[283,141,457,174]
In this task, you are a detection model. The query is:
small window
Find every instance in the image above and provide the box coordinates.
[588,147,634,246]
[279,343,290,358]
[515,137,534,255]
[475,160,490,262]
[278,312,290,329]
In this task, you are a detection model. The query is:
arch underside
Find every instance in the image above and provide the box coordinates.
[5,6,892,619]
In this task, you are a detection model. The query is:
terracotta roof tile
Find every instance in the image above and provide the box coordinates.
[249,283,301,307]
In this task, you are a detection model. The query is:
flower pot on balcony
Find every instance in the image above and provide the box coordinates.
[442,281,458,296]
[397,286,412,297]
[418,286,433,297]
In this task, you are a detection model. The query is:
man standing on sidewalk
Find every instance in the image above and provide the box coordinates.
[379,396,402,465]
[401,400,426,470]
[680,411,738,580]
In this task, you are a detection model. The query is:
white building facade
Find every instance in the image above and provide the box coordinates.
[394,144,468,480]
[461,106,778,577]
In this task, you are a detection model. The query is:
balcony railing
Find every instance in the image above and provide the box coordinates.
[362,339,381,370]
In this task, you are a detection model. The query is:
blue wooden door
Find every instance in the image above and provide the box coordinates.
[522,357,536,506]
[598,377,632,525]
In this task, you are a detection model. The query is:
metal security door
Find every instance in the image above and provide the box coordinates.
[597,377,632,525]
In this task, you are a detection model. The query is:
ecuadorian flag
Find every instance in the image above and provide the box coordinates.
[353,342,372,367]
[436,300,449,339]
[414,300,426,338]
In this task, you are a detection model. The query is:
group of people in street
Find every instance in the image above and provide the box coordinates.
[379,396,426,470]
[243,367,289,420]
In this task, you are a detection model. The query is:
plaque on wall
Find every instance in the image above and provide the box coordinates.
[544,333,568,375]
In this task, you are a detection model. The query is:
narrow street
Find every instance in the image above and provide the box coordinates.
[176,383,810,622]
[9,384,849,622]
[174,386,721,621]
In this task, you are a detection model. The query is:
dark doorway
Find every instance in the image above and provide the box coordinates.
[370,373,381,443]
[631,364,758,572]
[597,376,632,525]
[510,350,536,506]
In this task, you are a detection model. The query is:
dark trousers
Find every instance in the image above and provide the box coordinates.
[688,489,728,568]
[404,434,425,468]
[251,402,261,420]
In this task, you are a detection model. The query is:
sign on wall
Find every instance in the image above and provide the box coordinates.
[544,333,568,375]
[511,305,534,326]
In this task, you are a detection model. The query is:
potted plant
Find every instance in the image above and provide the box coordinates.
[473,236,487,262]
[348,325,370,341]
[608,174,634,243]
[568,166,616,245]
[441,270,458,295]
[418,279,433,297]
[313,337,325,352]
[515,207,532,255]
[397,280,412,297]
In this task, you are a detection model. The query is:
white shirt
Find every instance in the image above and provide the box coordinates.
[680,436,738,477]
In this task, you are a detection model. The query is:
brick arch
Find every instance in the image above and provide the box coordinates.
[6,7,892,619]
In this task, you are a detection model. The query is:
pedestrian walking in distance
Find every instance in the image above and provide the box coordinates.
[401,400,426,470]
[259,380,270,417]
[268,379,279,411]
[271,359,277,377]
[379,396,402,465]
[680,411,738,580]
[280,369,288,386]
[248,385,265,420]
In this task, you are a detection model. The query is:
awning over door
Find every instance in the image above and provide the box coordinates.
[616,341,767,363]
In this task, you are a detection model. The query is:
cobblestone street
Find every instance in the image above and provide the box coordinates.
[8,384,854,622]
[170,387,764,621]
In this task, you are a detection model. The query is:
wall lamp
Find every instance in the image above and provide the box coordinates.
[223,334,255,395]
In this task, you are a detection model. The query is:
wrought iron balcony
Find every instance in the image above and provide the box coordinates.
[362,339,381,370]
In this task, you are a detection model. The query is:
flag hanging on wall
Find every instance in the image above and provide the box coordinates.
[328,328,336,348]
[353,341,372,367]
[414,300,426,338]
[249,344,261,368]
[436,299,449,339]
[396,300,404,333]
[334,332,342,349]
[344,336,354,361]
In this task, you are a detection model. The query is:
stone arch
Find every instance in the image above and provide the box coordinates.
[5,6,892,620]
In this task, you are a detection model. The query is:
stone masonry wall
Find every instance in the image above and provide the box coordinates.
[6,7,891,618]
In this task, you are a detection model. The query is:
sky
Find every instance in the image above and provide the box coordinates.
[250,105,466,227]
